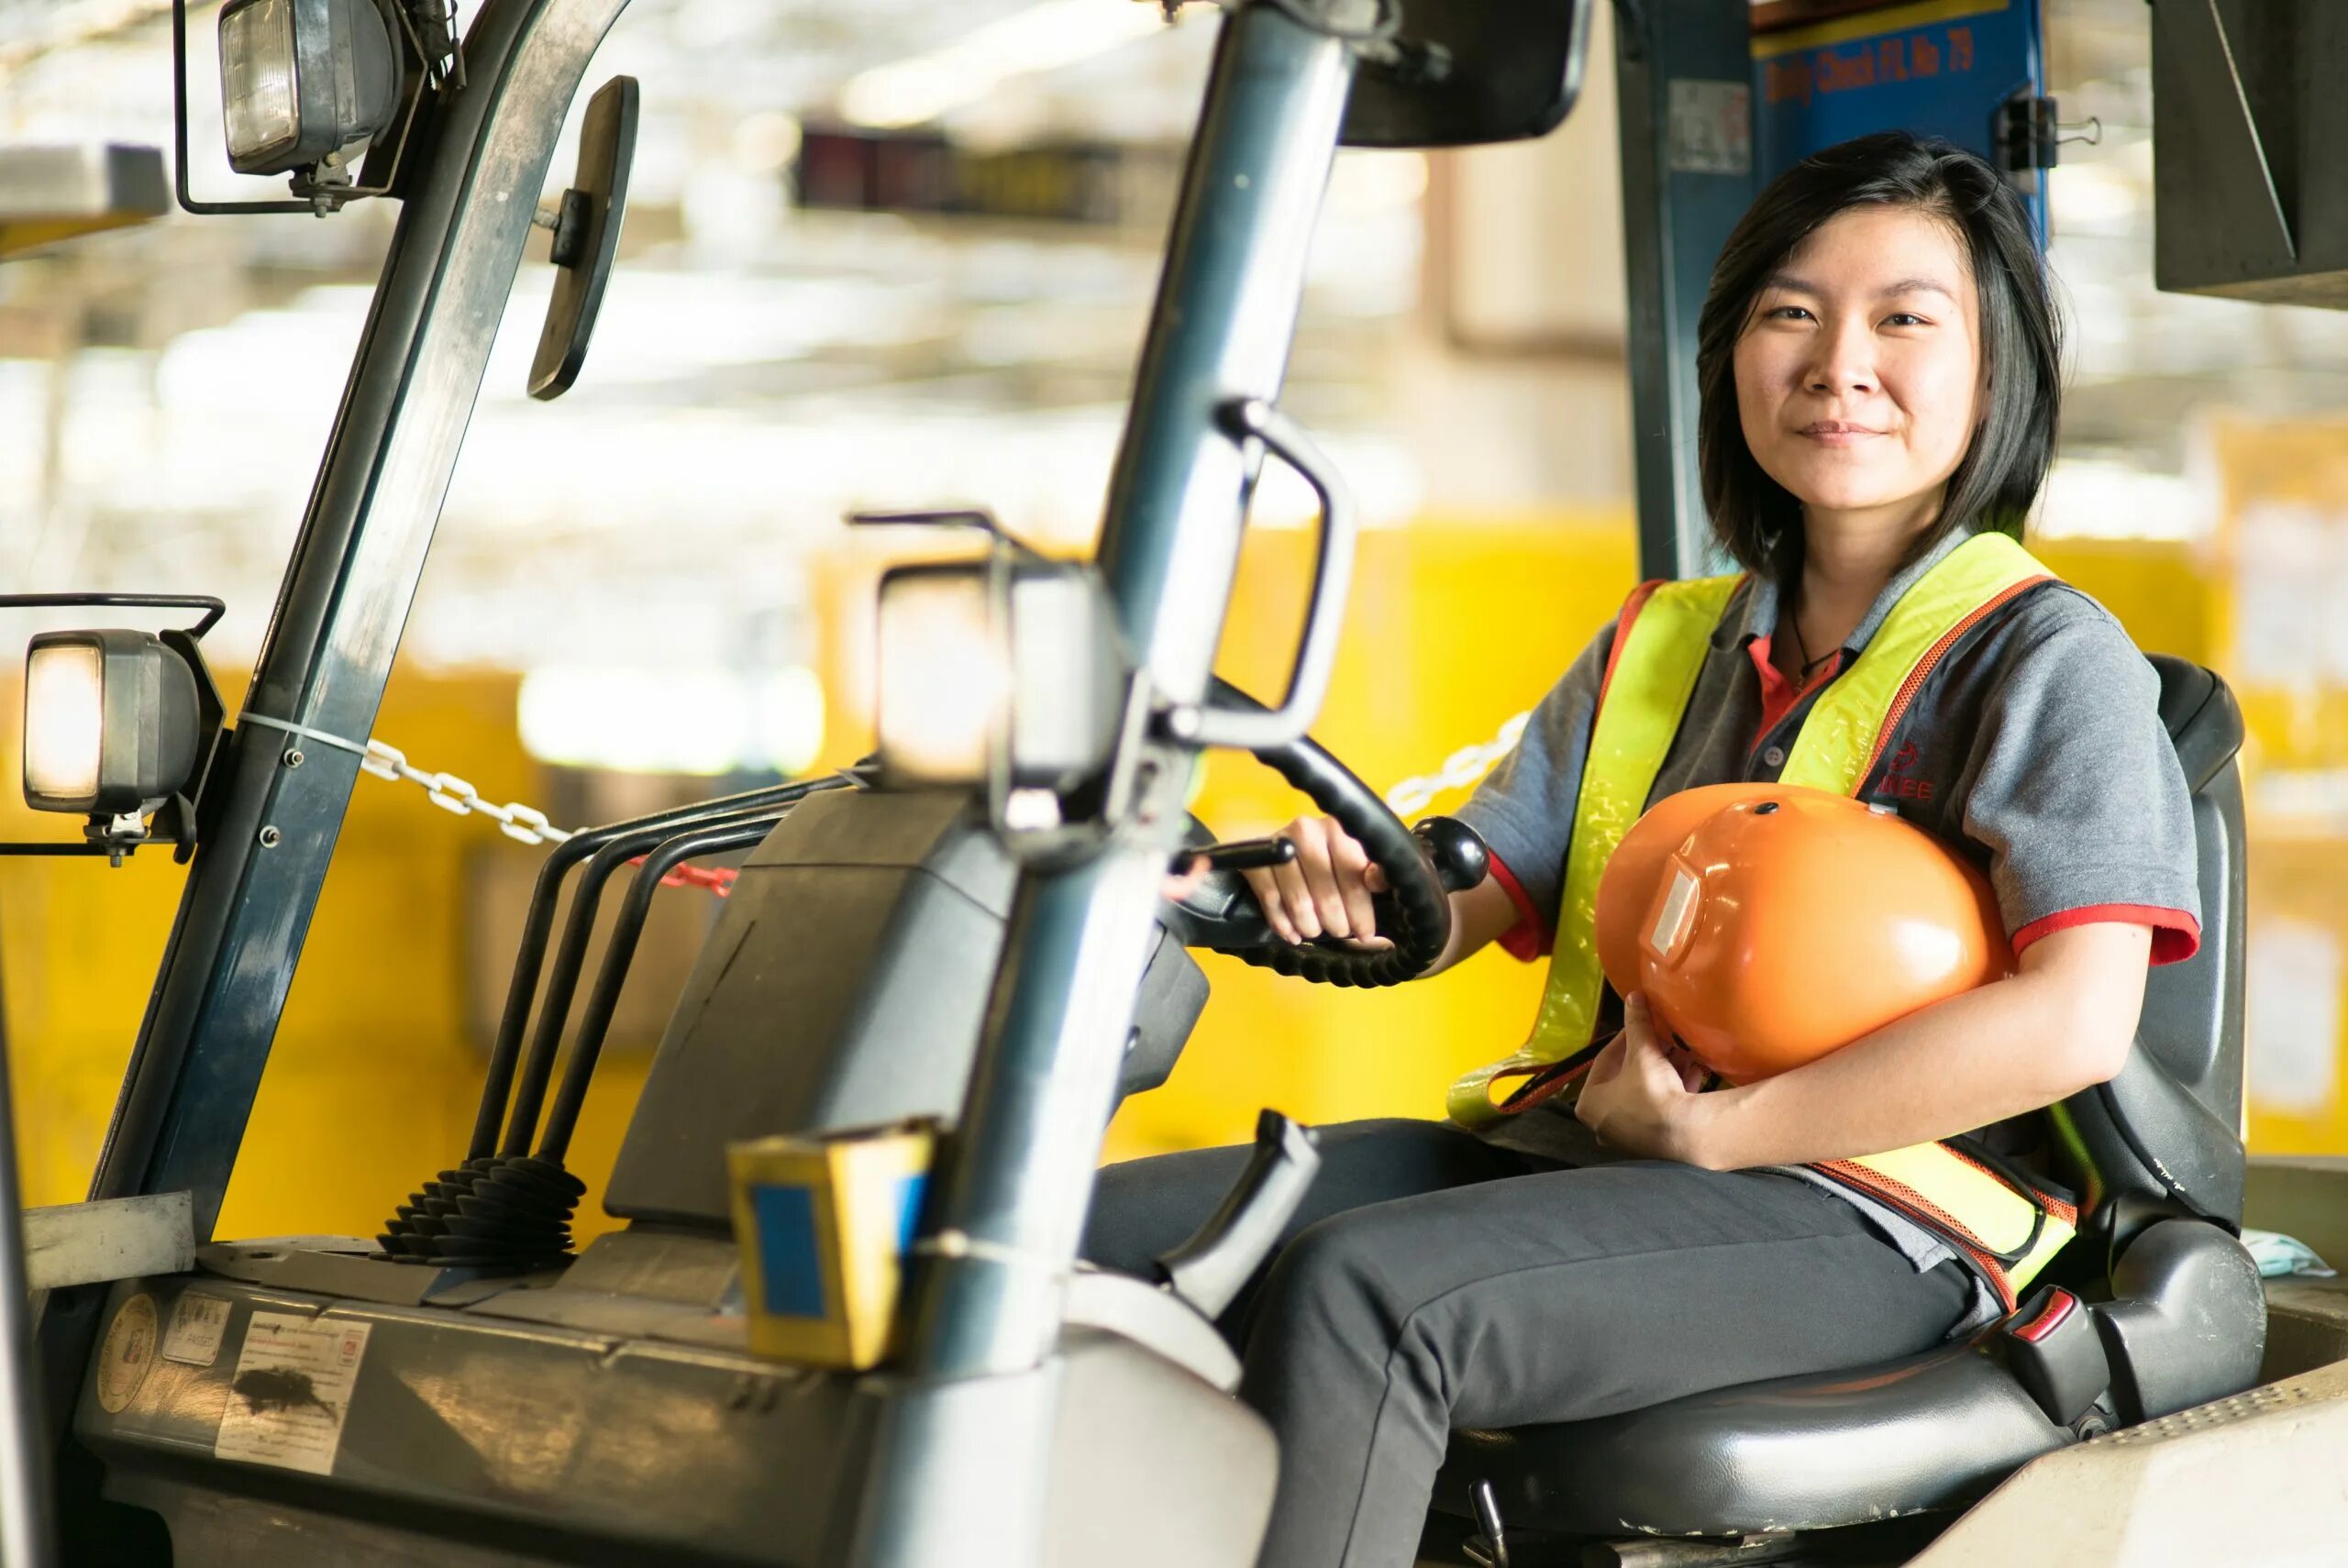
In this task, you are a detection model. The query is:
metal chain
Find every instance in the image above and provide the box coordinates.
[284,700,1530,887]
[351,737,737,894]
[1382,710,1531,819]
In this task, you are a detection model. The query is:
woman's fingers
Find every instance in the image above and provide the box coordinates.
[1241,867,1300,944]
[1271,820,1324,940]
[1626,995,1705,1091]
[1162,855,1208,903]
[1295,818,1357,941]
[1236,816,1384,946]
[1326,826,1379,941]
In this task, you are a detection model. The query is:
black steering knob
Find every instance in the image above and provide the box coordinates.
[1412,815,1489,895]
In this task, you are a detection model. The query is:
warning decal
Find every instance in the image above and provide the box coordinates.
[214,1311,372,1476]
[161,1291,232,1368]
[94,1293,159,1415]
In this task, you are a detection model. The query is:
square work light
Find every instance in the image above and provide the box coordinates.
[874,559,1124,792]
[218,0,405,177]
[23,631,205,818]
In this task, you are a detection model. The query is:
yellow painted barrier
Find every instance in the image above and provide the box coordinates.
[0,505,2319,1253]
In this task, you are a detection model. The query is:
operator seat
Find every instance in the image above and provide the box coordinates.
[1434,656,2267,1541]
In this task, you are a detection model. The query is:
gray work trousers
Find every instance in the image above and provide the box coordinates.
[1080,1119,1973,1568]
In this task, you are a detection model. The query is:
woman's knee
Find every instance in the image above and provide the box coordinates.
[1254,1210,1406,1343]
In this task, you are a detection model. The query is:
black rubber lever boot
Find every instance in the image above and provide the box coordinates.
[1989,1285,2111,1427]
[1153,1110,1323,1320]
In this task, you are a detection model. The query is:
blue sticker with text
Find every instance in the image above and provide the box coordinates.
[1752,0,2045,239]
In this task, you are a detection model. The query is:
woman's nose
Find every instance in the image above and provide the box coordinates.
[1806,317,1877,396]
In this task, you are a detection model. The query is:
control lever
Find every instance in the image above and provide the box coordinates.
[1153,1110,1322,1320]
[1171,836,1298,875]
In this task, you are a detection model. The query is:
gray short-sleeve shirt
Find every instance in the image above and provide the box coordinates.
[1452,527,2203,1331]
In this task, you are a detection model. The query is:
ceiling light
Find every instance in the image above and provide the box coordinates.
[838,1,1170,130]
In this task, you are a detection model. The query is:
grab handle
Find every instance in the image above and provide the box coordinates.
[1160,398,1357,752]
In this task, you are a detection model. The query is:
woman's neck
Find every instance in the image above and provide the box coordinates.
[1783,490,1946,674]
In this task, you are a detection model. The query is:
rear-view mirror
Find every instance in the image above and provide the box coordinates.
[529,75,639,401]
[1341,0,1596,149]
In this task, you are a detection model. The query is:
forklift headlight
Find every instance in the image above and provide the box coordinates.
[218,0,405,177]
[875,560,1124,791]
[877,567,1002,785]
[22,632,204,817]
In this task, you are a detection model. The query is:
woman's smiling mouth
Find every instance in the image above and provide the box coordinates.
[1797,421,1886,446]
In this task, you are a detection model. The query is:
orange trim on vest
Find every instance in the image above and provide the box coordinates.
[1859,575,2050,779]
[1810,1156,2080,1314]
[1597,579,1669,711]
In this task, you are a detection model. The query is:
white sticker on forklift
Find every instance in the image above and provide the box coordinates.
[214,1312,372,1476]
[95,1293,159,1414]
[161,1292,233,1368]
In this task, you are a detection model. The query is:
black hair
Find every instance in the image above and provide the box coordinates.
[1694,130,2063,581]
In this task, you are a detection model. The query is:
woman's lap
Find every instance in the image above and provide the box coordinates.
[1085,1120,1976,1568]
[1080,1117,1531,1301]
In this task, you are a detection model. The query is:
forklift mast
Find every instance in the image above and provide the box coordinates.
[38,0,636,1455]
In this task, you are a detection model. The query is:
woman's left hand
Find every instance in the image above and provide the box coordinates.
[1574,994,1718,1165]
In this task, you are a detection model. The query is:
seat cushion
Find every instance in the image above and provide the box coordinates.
[1435,1337,2070,1538]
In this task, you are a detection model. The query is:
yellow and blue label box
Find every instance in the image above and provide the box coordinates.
[727,1118,936,1370]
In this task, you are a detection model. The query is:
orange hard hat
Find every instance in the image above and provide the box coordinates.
[1595,785,2011,1083]
[1591,782,1784,993]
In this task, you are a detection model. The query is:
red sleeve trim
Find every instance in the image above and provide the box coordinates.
[2012,904,2202,967]
[1597,580,1667,712]
[1486,852,1553,963]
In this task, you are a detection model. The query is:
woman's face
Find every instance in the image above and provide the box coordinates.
[1732,204,1984,529]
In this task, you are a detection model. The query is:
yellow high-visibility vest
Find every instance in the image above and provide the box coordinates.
[1448,532,2076,1308]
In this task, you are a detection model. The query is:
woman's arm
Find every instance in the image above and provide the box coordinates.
[1421,875,1521,977]
[1573,921,2153,1169]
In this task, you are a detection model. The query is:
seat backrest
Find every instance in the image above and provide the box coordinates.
[2049,657,2249,1246]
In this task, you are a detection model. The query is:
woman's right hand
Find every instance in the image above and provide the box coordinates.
[1242,815,1391,949]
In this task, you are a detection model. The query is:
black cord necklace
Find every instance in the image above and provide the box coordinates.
[1785,604,1838,680]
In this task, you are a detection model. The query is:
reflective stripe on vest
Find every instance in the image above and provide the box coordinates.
[1443,572,1741,1128]
[1445,531,2073,1309]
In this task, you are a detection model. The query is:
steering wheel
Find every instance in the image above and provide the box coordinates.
[1159,679,1490,988]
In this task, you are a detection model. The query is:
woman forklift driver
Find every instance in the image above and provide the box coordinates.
[1085,132,2202,1568]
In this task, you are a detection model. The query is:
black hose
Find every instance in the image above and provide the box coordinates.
[534,816,780,1163]
[497,797,808,1158]
[466,773,850,1161]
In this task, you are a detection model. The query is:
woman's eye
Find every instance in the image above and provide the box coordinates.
[1767,305,1813,322]
[1882,312,1931,328]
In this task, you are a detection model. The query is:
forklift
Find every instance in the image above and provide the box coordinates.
[10,0,2348,1565]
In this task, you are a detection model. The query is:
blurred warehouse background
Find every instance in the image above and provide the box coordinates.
[1,0,2344,1242]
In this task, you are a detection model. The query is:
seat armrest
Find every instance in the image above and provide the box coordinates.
[2090,1219,2265,1422]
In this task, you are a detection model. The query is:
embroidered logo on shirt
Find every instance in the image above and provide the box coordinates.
[1877,738,1936,801]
